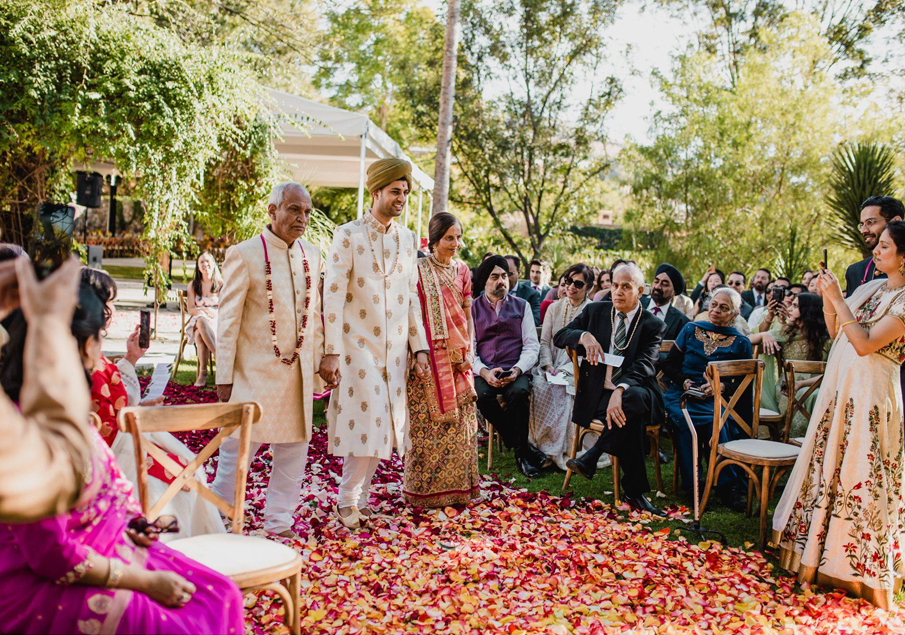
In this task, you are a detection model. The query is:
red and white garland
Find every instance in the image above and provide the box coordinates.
[261,234,310,366]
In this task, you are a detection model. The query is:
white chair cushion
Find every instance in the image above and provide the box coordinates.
[721,439,800,460]
[759,407,781,418]
[168,533,299,578]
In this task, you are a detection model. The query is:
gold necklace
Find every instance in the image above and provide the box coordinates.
[364,219,401,278]
[561,298,582,329]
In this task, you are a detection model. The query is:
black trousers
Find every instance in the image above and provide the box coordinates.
[475,374,531,455]
[584,386,652,497]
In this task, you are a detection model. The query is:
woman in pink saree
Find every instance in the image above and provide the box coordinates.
[404,213,480,508]
[0,284,244,634]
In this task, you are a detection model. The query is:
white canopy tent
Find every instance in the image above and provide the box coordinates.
[268,88,433,239]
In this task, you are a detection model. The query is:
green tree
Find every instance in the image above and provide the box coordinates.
[655,0,905,81]
[0,0,282,286]
[826,142,900,258]
[314,0,444,148]
[622,13,841,277]
[450,0,623,264]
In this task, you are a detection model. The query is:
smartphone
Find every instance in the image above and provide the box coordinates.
[822,248,828,271]
[497,369,514,379]
[139,310,151,349]
[29,203,75,280]
[771,287,785,304]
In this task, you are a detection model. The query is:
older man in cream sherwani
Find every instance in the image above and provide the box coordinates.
[319,158,430,529]
[212,182,327,539]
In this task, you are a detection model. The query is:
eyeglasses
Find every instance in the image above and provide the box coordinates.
[563,277,586,290]
[858,218,883,231]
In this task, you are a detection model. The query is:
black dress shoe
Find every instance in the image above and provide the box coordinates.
[623,494,667,517]
[566,454,597,481]
[516,457,541,479]
[525,444,552,469]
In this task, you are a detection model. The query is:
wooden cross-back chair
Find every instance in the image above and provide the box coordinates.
[752,343,785,441]
[173,289,215,379]
[698,359,800,548]
[782,359,827,446]
[118,402,304,635]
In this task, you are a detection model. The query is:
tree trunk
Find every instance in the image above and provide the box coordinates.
[431,0,461,217]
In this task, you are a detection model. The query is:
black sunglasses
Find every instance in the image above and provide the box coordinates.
[563,277,586,290]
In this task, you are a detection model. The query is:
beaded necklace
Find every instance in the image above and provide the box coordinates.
[261,234,310,366]
[364,216,401,277]
[561,298,584,329]
[610,305,641,352]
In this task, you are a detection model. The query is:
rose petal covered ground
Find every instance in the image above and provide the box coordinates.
[161,383,904,634]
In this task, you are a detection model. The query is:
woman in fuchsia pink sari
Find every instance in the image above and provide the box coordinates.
[0,283,243,635]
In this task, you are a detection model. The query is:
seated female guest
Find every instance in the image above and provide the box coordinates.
[758,292,830,435]
[81,269,224,541]
[0,285,244,635]
[691,266,726,313]
[529,264,608,470]
[404,213,479,507]
[592,269,612,302]
[773,222,905,609]
[186,252,222,387]
[661,287,752,511]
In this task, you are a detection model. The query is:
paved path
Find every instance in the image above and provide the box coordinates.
[104,277,186,368]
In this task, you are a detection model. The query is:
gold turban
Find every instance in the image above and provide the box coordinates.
[366,157,412,194]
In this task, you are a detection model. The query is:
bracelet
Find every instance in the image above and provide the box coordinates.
[105,559,124,588]
[822,309,837,316]
[839,319,857,329]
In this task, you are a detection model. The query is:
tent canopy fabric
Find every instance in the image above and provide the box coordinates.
[269,89,433,196]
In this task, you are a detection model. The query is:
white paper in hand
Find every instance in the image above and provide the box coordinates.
[142,363,173,402]
[545,371,569,386]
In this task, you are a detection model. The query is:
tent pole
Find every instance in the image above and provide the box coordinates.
[357,123,368,218]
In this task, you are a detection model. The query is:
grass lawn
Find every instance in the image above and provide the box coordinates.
[176,358,766,549]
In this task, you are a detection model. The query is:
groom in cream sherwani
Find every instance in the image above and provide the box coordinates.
[319,158,430,529]
[213,182,329,539]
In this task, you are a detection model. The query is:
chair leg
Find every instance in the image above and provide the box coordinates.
[650,429,663,493]
[487,423,493,471]
[672,442,679,495]
[759,465,771,550]
[283,572,301,635]
[611,456,620,505]
[562,423,582,492]
[746,479,755,518]
[173,337,186,377]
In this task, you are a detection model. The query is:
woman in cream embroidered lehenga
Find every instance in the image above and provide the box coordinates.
[772,222,905,609]
[404,213,480,507]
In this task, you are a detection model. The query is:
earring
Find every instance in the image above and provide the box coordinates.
[899,260,905,276]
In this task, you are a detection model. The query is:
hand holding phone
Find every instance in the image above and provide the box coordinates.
[822,248,828,272]
[496,369,514,379]
[771,286,786,304]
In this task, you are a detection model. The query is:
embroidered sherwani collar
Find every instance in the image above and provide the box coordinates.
[364,211,396,235]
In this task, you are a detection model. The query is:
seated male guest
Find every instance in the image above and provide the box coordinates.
[726,271,753,319]
[641,263,690,342]
[472,256,544,477]
[741,268,771,309]
[505,255,542,326]
[528,259,552,297]
[554,263,666,515]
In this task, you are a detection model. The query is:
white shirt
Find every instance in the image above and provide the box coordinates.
[647,301,669,323]
[473,294,540,376]
[608,303,640,392]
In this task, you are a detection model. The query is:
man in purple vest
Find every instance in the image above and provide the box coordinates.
[472,255,545,478]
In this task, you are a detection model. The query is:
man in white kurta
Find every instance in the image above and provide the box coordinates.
[212,182,325,538]
[320,158,429,528]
